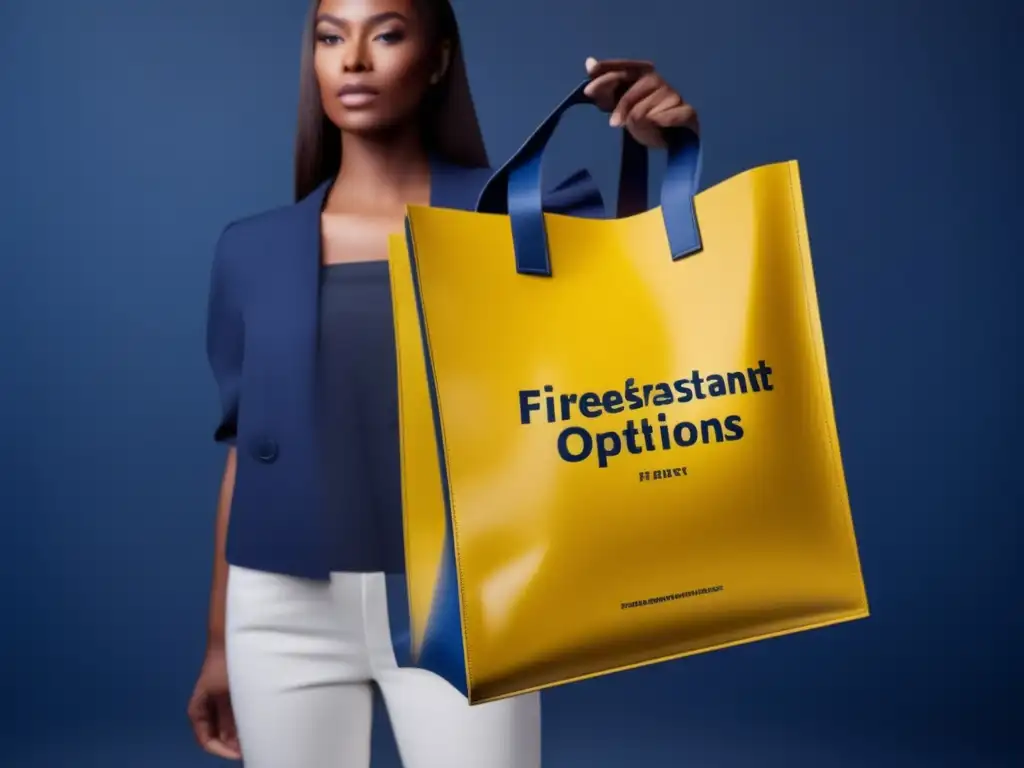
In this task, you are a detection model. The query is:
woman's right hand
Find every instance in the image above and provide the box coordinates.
[187,647,242,760]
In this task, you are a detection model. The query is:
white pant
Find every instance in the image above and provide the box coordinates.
[225,565,541,768]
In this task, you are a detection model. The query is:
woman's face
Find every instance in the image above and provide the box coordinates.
[313,0,445,136]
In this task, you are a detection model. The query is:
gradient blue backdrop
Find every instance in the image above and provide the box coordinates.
[1,0,1019,765]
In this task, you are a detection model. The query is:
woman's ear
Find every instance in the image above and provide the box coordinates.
[430,40,451,84]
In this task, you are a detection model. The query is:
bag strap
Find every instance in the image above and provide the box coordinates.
[477,79,704,276]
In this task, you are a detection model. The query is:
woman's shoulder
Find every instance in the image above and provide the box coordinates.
[212,161,605,271]
[211,183,328,280]
[217,195,316,250]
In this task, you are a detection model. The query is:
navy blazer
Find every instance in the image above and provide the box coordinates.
[206,156,606,581]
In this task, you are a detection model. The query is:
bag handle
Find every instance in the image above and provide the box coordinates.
[476,78,704,276]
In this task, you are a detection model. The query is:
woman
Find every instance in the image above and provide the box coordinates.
[186,0,698,765]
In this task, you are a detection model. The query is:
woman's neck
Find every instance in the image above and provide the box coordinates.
[326,128,432,213]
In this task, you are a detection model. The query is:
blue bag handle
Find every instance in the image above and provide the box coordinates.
[475,78,704,276]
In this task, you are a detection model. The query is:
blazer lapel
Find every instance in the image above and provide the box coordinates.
[289,160,488,415]
[282,179,333,432]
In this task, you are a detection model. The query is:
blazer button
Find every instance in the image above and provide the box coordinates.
[253,439,279,464]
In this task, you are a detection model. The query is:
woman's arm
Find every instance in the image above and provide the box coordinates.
[188,445,242,760]
[206,447,236,649]
[188,219,245,758]
[203,222,245,640]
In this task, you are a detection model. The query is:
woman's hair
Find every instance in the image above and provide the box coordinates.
[293,0,490,201]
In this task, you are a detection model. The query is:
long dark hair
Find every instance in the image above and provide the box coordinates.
[293,0,490,201]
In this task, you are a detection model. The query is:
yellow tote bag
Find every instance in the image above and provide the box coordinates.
[389,81,869,705]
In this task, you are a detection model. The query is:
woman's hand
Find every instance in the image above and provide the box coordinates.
[187,647,242,760]
[583,57,699,148]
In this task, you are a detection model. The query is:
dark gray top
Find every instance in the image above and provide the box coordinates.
[316,260,405,573]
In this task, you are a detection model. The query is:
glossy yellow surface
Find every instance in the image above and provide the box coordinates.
[389,231,448,661]
[389,160,869,704]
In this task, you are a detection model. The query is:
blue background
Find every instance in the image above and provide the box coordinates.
[1,0,1019,765]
